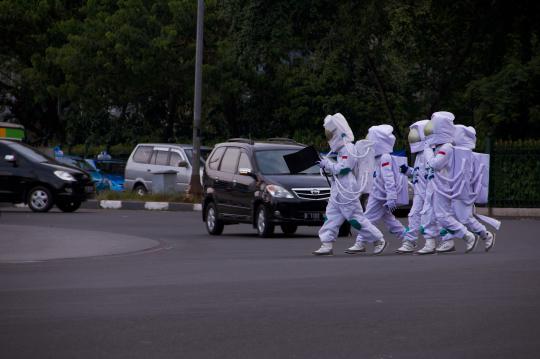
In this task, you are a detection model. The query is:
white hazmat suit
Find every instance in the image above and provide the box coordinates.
[441,125,498,251]
[313,114,384,256]
[360,125,412,254]
[420,112,478,253]
[398,119,429,253]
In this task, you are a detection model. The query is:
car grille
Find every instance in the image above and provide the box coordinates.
[73,173,90,182]
[291,188,330,201]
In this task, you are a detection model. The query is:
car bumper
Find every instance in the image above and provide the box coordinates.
[267,198,328,226]
[55,182,96,201]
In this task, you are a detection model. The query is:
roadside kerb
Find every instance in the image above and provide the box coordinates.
[82,200,200,211]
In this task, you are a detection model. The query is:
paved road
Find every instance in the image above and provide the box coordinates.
[1,208,539,359]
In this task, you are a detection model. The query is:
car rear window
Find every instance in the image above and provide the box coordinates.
[219,147,240,173]
[208,147,225,170]
[133,146,153,164]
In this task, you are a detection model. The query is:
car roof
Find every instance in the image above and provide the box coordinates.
[136,143,212,150]
[217,141,305,151]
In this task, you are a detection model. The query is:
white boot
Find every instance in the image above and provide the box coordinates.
[463,231,478,253]
[483,231,495,252]
[373,239,387,255]
[436,239,455,253]
[416,238,436,255]
[395,240,416,254]
[312,242,333,256]
[345,242,366,254]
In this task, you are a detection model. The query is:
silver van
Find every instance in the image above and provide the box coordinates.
[124,143,212,194]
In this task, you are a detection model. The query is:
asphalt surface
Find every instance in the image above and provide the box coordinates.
[1,208,539,359]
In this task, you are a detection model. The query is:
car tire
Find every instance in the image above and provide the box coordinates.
[133,184,147,196]
[338,222,351,237]
[280,224,297,235]
[256,205,274,238]
[27,186,54,213]
[56,200,81,213]
[205,202,224,235]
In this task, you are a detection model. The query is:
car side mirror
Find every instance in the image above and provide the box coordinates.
[177,160,188,168]
[239,168,256,178]
[4,154,15,162]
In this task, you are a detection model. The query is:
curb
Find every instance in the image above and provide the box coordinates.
[82,200,201,212]
[476,207,540,218]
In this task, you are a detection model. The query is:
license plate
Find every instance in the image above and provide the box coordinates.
[304,212,321,220]
[85,185,95,193]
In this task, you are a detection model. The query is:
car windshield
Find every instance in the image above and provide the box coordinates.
[5,141,54,163]
[255,149,320,175]
[73,159,95,171]
[184,148,211,166]
[94,161,126,175]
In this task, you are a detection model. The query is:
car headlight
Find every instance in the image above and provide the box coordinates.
[54,170,76,182]
[266,184,294,198]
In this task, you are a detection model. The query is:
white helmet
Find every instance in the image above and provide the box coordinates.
[367,124,395,156]
[425,111,455,146]
[408,119,429,154]
[324,112,354,151]
[454,124,476,150]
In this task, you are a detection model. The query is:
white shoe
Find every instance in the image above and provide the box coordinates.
[463,231,478,253]
[483,231,495,252]
[312,242,333,256]
[345,242,366,254]
[395,240,416,254]
[373,239,387,255]
[436,239,455,253]
[416,238,436,255]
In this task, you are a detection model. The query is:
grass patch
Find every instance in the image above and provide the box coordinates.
[96,190,200,203]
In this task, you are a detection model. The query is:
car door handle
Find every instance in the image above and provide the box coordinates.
[147,169,151,172]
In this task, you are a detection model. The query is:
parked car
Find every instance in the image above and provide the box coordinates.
[124,143,212,195]
[0,140,95,212]
[56,155,109,192]
[86,158,126,192]
[202,138,350,237]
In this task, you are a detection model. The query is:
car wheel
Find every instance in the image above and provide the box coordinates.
[205,202,224,235]
[338,221,351,237]
[133,184,147,196]
[27,186,54,213]
[256,205,274,238]
[280,224,297,235]
[56,200,81,213]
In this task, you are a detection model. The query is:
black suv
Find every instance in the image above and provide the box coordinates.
[0,140,95,212]
[202,138,349,237]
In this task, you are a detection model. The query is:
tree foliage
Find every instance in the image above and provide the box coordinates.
[1,0,539,148]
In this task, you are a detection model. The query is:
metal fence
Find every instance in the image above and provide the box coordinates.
[488,146,540,208]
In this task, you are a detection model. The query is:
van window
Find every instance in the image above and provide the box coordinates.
[219,147,240,173]
[208,147,225,170]
[155,150,170,166]
[169,151,185,167]
[133,146,153,164]
[237,152,252,171]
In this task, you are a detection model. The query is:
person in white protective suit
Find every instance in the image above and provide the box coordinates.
[356,125,414,254]
[398,119,430,253]
[313,113,384,256]
[421,111,478,253]
[441,125,497,251]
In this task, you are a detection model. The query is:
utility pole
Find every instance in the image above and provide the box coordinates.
[188,0,204,196]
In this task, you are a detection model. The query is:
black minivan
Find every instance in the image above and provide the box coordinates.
[202,138,349,237]
[0,140,95,212]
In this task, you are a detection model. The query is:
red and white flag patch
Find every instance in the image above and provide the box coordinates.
[382,162,390,167]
